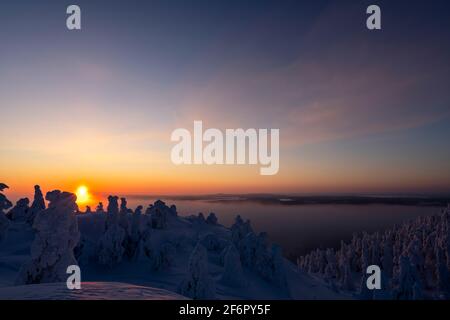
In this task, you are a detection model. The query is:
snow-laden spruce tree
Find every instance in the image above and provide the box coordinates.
[372,272,393,300]
[148,242,176,271]
[95,202,105,214]
[26,185,45,225]
[324,248,338,280]
[436,247,450,296]
[382,232,394,279]
[97,196,126,268]
[105,195,119,229]
[206,212,218,225]
[118,197,130,232]
[357,273,373,300]
[221,244,246,287]
[238,230,288,288]
[0,183,12,243]
[147,200,171,229]
[9,198,30,222]
[125,205,142,260]
[231,215,253,246]
[15,190,80,284]
[200,233,227,252]
[270,245,288,289]
[393,255,416,300]
[178,244,215,299]
[340,255,354,291]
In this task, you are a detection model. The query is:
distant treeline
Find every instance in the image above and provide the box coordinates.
[124,194,450,207]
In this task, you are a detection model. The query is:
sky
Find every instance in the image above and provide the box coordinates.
[1,0,450,200]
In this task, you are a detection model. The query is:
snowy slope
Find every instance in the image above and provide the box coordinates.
[0,282,187,300]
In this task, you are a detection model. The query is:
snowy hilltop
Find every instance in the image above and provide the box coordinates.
[0,282,187,300]
[0,183,448,300]
[0,184,345,300]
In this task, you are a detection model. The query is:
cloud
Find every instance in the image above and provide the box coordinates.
[173,2,450,148]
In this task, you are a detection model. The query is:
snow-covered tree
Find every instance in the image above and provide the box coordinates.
[206,212,218,225]
[340,257,354,291]
[270,245,288,289]
[148,200,171,229]
[200,233,227,252]
[118,197,130,232]
[221,245,246,287]
[97,196,126,268]
[16,190,80,284]
[231,215,253,246]
[0,183,12,243]
[95,202,104,214]
[27,185,45,225]
[178,244,215,299]
[357,273,373,300]
[105,195,119,229]
[125,205,142,260]
[9,198,30,222]
[393,255,416,300]
[324,248,338,280]
[436,247,450,296]
[147,242,176,271]
[382,233,394,279]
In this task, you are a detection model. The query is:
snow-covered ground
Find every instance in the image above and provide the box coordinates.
[0,282,187,300]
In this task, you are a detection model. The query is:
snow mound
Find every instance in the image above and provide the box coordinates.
[0,282,187,300]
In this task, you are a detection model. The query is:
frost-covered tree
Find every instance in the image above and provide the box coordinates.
[97,196,126,268]
[125,205,142,260]
[206,212,218,225]
[118,197,130,232]
[200,233,227,252]
[148,200,171,229]
[16,190,80,284]
[170,204,178,216]
[96,202,104,214]
[231,215,253,246]
[357,273,373,300]
[221,245,246,287]
[146,242,176,271]
[393,255,416,300]
[270,245,288,289]
[324,248,338,280]
[0,183,12,243]
[340,257,354,291]
[436,247,450,296]
[237,230,288,288]
[372,272,393,300]
[27,185,45,225]
[9,198,30,222]
[105,195,119,229]
[382,233,394,279]
[178,244,215,299]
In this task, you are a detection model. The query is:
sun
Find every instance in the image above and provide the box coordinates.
[75,185,90,204]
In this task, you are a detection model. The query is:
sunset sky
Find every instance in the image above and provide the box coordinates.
[1,0,450,201]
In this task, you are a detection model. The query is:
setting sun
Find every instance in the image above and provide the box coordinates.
[75,185,90,204]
